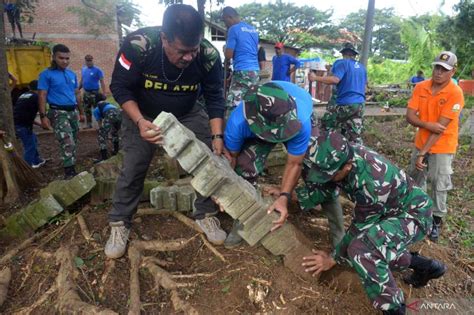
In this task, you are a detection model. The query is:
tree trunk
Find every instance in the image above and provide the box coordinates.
[197,0,205,19]
[360,0,375,67]
[0,5,15,137]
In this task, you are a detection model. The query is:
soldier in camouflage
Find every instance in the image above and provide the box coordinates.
[38,44,84,179]
[309,43,367,144]
[222,81,346,248]
[222,7,260,116]
[295,130,447,315]
[93,94,121,161]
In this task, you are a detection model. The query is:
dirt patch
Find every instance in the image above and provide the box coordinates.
[0,118,472,314]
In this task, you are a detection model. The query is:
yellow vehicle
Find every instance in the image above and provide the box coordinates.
[6,44,51,89]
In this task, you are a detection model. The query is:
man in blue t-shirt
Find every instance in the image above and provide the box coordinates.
[222,6,260,113]
[309,43,367,144]
[93,94,121,162]
[38,44,84,179]
[271,42,300,82]
[79,54,108,128]
[222,81,345,248]
[410,70,425,86]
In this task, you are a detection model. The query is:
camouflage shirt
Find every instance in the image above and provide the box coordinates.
[110,26,224,119]
[297,144,433,260]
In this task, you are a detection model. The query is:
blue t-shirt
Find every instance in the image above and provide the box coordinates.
[82,65,104,90]
[225,81,312,156]
[410,76,425,84]
[272,54,300,82]
[93,103,117,121]
[38,68,78,106]
[332,58,367,105]
[226,22,259,71]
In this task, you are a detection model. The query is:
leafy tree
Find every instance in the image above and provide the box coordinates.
[436,0,474,78]
[400,15,442,75]
[341,8,406,60]
[67,0,141,40]
[158,0,225,18]
[211,1,334,50]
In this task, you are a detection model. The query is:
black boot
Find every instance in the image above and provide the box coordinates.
[94,149,108,164]
[64,165,77,179]
[382,304,406,315]
[112,142,119,155]
[403,252,447,288]
[428,216,442,242]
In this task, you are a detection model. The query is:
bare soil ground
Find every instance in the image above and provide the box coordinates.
[0,117,472,314]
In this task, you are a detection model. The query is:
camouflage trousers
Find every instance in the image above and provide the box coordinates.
[98,109,122,151]
[234,138,275,186]
[320,103,364,144]
[338,205,432,310]
[226,70,260,118]
[235,116,318,185]
[83,90,99,126]
[48,109,79,167]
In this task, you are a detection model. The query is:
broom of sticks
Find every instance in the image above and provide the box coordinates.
[0,130,42,203]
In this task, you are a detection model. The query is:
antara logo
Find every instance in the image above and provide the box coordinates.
[407,299,457,312]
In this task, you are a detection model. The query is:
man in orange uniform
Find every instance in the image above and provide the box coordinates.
[406,51,464,242]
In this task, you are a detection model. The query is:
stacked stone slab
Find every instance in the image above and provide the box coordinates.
[153,112,314,279]
[0,195,63,238]
[150,185,196,212]
[40,172,96,207]
[90,179,163,205]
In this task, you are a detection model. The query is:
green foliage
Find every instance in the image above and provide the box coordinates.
[464,95,474,109]
[67,0,141,37]
[400,15,442,76]
[341,8,407,59]
[366,59,412,84]
[224,1,334,49]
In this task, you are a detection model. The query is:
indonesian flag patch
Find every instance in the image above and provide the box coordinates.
[119,53,131,70]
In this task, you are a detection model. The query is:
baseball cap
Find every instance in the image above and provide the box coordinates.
[309,61,326,71]
[304,130,353,184]
[243,82,301,143]
[339,42,359,55]
[432,51,457,70]
[274,42,284,49]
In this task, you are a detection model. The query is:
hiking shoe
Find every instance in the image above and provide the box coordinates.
[32,159,46,169]
[105,221,130,259]
[404,253,447,288]
[428,216,442,242]
[195,217,226,245]
[224,220,244,249]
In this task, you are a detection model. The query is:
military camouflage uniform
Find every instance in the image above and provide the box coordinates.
[297,131,433,312]
[47,109,79,167]
[319,102,364,144]
[226,70,260,117]
[83,90,99,126]
[98,108,121,151]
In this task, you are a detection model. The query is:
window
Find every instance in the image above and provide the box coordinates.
[211,27,226,41]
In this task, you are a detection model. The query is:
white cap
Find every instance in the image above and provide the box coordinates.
[309,61,326,71]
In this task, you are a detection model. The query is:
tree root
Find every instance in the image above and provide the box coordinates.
[98,259,115,300]
[155,210,226,262]
[55,245,117,314]
[12,284,57,315]
[142,257,198,315]
[127,245,142,315]
[77,214,93,243]
[0,230,47,265]
[0,267,11,307]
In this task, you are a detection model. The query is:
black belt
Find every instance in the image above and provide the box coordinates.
[49,104,76,111]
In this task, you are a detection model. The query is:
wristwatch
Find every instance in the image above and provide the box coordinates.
[279,192,291,199]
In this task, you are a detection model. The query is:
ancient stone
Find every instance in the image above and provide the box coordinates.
[39,172,96,208]
[0,195,63,238]
[176,186,195,212]
[90,152,123,179]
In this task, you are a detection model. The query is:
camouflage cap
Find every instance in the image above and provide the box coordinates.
[305,130,353,183]
[243,82,302,143]
[340,42,359,55]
